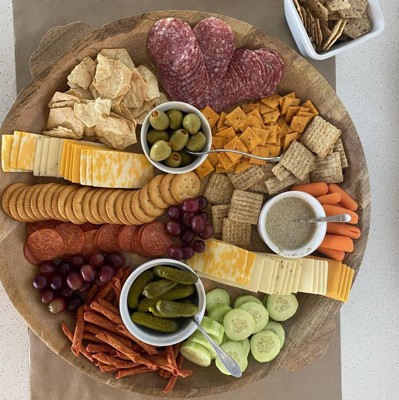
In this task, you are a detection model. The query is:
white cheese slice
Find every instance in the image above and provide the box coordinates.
[313,260,320,294]
[292,259,303,293]
[33,137,44,176]
[57,139,65,178]
[298,258,314,293]
[257,258,275,294]
[39,137,50,176]
[44,138,61,177]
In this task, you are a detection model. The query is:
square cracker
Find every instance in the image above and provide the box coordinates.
[300,116,341,158]
[333,137,348,168]
[280,140,316,180]
[325,0,351,12]
[195,159,214,179]
[343,14,372,39]
[224,136,248,163]
[272,163,292,182]
[199,174,212,196]
[227,166,265,190]
[339,0,368,18]
[266,173,310,195]
[240,127,263,151]
[222,218,252,247]
[235,159,253,173]
[310,152,344,183]
[201,106,219,129]
[228,190,264,225]
[211,204,231,236]
[308,0,329,24]
[238,115,264,132]
[225,107,247,130]
[204,173,234,204]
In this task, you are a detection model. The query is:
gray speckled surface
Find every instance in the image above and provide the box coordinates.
[0,0,399,399]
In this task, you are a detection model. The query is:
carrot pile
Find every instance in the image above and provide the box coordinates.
[61,267,192,393]
[291,182,361,261]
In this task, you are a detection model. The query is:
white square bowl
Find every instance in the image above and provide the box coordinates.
[284,0,385,60]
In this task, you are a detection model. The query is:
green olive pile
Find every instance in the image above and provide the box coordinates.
[146,109,207,168]
[128,266,199,333]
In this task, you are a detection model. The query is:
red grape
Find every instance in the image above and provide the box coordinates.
[67,295,83,311]
[70,254,86,269]
[33,275,48,290]
[182,212,195,227]
[39,261,56,275]
[88,253,105,268]
[167,245,184,260]
[107,253,125,268]
[61,286,74,298]
[80,264,97,282]
[198,211,208,223]
[182,198,200,213]
[40,289,55,304]
[66,271,83,290]
[57,262,71,276]
[166,221,182,236]
[167,206,181,220]
[199,224,214,239]
[193,240,206,253]
[197,196,208,210]
[78,281,91,292]
[48,298,67,314]
[181,229,195,244]
[191,215,205,234]
[98,266,115,284]
[181,245,195,260]
[49,274,63,290]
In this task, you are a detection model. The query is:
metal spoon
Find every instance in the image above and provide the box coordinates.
[294,214,352,223]
[193,316,242,378]
[186,149,281,163]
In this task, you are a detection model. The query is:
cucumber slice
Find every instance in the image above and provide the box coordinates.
[180,341,212,367]
[239,338,250,357]
[215,341,248,375]
[206,288,231,312]
[223,309,255,341]
[233,294,262,309]
[250,330,280,362]
[221,334,228,345]
[238,301,269,333]
[208,303,232,324]
[264,321,285,349]
[262,294,268,307]
[200,316,225,345]
[188,331,217,359]
[267,294,298,322]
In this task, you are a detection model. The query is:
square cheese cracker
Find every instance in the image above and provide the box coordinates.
[280,140,316,180]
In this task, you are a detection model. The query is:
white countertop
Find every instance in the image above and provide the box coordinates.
[1,0,399,398]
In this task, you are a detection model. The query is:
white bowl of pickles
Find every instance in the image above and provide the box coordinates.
[140,101,212,174]
[120,258,206,346]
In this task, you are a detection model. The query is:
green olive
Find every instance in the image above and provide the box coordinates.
[182,113,202,134]
[149,140,172,162]
[167,109,184,130]
[147,129,169,145]
[170,129,189,151]
[149,110,169,130]
[164,152,182,168]
[185,131,207,152]
[179,150,194,167]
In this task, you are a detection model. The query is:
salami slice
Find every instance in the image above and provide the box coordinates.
[254,49,284,96]
[133,224,152,257]
[95,224,123,253]
[24,242,42,265]
[79,222,100,232]
[81,230,98,258]
[27,220,62,236]
[193,17,235,83]
[140,222,173,257]
[55,223,85,254]
[117,225,140,252]
[27,229,65,261]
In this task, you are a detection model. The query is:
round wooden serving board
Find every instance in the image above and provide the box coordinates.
[0,11,370,397]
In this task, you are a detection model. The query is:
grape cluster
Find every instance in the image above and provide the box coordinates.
[166,196,214,260]
[32,252,126,314]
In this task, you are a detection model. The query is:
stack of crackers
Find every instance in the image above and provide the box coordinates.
[294,0,372,52]
[197,93,319,178]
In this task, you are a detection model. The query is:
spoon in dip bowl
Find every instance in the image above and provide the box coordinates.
[294,214,352,223]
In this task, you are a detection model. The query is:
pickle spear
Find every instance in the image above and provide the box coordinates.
[154,266,198,284]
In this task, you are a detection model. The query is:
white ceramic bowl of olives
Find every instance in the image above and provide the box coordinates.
[140,101,212,174]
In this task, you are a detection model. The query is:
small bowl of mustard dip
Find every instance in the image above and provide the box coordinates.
[258,191,327,258]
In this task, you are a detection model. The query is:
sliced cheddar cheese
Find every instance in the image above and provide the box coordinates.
[16,131,40,170]
[1,135,25,172]
[10,131,23,169]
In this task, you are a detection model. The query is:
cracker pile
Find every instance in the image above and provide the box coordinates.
[294,0,372,52]
[44,48,167,149]
[197,93,319,178]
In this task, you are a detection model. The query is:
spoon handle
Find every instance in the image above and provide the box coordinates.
[186,148,280,163]
[194,318,242,378]
[296,214,352,223]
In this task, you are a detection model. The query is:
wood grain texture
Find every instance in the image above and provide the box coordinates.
[0,11,370,397]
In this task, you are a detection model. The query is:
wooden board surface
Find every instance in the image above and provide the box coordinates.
[0,10,370,397]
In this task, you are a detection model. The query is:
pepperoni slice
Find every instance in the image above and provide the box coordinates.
[140,222,173,256]
[79,222,101,232]
[27,229,65,261]
[117,226,140,252]
[131,224,151,257]
[54,223,84,254]
[24,242,42,265]
[27,220,63,236]
[80,230,99,258]
[95,225,123,253]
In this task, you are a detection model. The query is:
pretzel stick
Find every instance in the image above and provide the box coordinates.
[105,290,115,303]
[71,307,85,356]
[92,352,113,366]
[166,346,178,376]
[90,301,123,325]
[116,324,158,355]
[82,332,105,344]
[84,312,119,333]
[86,344,114,354]
[111,278,122,301]
[164,354,190,393]
[61,321,93,362]
[84,323,131,347]
[98,363,119,373]
[85,283,99,304]
[97,298,120,315]
[116,365,153,379]
[96,269,122,300]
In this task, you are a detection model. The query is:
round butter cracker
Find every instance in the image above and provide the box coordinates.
[160,174,179,206]
[148,174,169,209]
[171,172,201,203]
[139,184,164,217]
[131,190,155,223]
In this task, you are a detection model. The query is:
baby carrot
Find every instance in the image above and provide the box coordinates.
[327,223,361,239]
[291,182,328,197]
[322,204,359,225]
[316,192,341,205]
[328,184,358,211]
[320,234,354,252]
[317,247,345,261]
